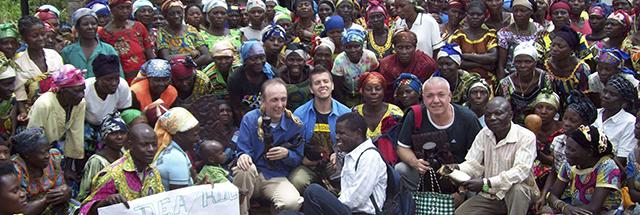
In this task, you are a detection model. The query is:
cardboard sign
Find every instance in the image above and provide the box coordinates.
[98,182,239,215]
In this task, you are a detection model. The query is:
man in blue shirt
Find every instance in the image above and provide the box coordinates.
[232,78,304,215]
[290,65,351,193]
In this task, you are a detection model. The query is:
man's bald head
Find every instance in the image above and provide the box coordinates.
[486,97,512,114]
[422,76,450,93]
[127,123,158,166]
[129,123,156,141]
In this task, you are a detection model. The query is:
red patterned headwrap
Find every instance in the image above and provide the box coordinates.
[357,71,387,93]
[547,1,571,20]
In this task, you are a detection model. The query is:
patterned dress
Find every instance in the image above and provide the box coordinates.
[79,151,164,215]
[157,25,205,56]
[173,70,214,107]
[535,30,593,68]
[12,149,69,215]
[353,103,404,139]
[0,96,15,139]
[496,69,553,124]
[98,22,153,82]
[365,29,394,59]
[544,59,591,111]
[448,27,498,85]
[202,63,232,100]
[497,22,543,74]
[331,50,380,107]
[558,157,622,213]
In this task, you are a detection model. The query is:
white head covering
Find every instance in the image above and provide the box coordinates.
[247,0,266,11]
[436,43,463,66]
[0,65,16,80]
[316,37,336,54]
[38,5,60,17]
[513,41,538,61]
[204,0,228,14]
[132,0,155,17]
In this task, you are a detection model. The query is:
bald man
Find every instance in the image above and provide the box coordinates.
[80,124,164,215]
[449,97,538,215]
[395,77,481,194]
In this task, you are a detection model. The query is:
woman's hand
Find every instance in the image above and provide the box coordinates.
[533,196,546,213]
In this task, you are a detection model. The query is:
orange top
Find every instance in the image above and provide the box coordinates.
[130,79,178,110]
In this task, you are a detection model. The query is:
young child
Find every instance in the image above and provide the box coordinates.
[197,140,229,184]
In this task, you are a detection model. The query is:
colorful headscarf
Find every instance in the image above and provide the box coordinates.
[204,0,228,14]
[71,8,98,27]
[555,26,580,51]
[274,12,292,22]
[170,56,197,81]
[513,41,538,61]
[568,125,613,157]
[99,112,128,141]
[467,79,492,97]
[322,15,345,37]
[108,0,132,6]
[261,24,286,42]
[532,91,560,110]
[437,43,463,65]
[393,73,422,95]
[566,91,597,124]
[393,29,418,45]
[608,10,632,33]
[154,107,199,152]
[366,0,388,22]
[51,64,86,92]
[589,3,611,18]
[35,8,58,22]
[357,71,386,93]
[606,74,638,112]
[240,41,275,79]
[11,127,48,155]
[598,48,635,75]
[314,37,335,54]
[247,0,266,11]
[161,0,184,12]
[547,1,571,20]
[0,23,18,39]
[449,0,466,10]
[121,109,143,125]
[132,0,155,16]
[86,0,111,16]
[140,59,171,78]
[341,29,366,45]
[284,43,310,61]
[211,39,236,57]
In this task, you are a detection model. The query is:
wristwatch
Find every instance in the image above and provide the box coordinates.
[482,178,490,193]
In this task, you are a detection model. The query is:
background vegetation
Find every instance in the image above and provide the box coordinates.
[0,0,71,23]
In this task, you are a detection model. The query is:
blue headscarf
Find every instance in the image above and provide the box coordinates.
[99,112,128,141]
[394,73,422,94]
[240,40,275,79]
[261,24,286,42]
[436,42,463,65]
[86,0,111,16]
[140,59,171,78]
[341,29,365,45]
[598,48,635,75]
[71,8,98,27]
[321,15,344,37]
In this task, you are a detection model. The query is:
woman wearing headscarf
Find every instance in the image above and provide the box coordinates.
[530,92,562,188]
[392,73,422,110]
[201,0,243,52]
[534,90,598,212]
[202,40,236,99]
[496,41,553,123]
[157,0,212,67]
[291,0,322,44]
[240,0,268,41]
[433,43,482,105]
[594,75,637,161]
[62,8,122,78]
[261,24,287,68]
[171,56,214,107]
[365,0,393,59]
[380,29,436,101]
[0,23,20,60]
[336,0,366,31]
[590,10,632,59]
[28,65,87,190]
[464,79,492,127]
[585,4,612,44]
[448,1,499,85]
[353,72,404,139]
[544,26,591,111]
[130,59,178,111]
[534,1,593,66]
[77,113,127,201]
[155,107,201,190]
[279,43,312,110]
[331,29,379,107]
[99,0,155,84]
[228,41,276,118]
[322,15,345,54]
[86,0,111,27]
[588,48,638,94]
[311,37,335,70]
[11,128,72,215]
[440,0,465,41]
[545,125,622,215]
[14,16,64,124]
[497,0,543,77]
[318,0,335,24]
[0,57,16,140]
[34,5,60,30]
[132,0,157,42]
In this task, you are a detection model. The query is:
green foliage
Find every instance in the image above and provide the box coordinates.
[0,0,70,23]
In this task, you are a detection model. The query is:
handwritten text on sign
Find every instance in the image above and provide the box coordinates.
[98,182,240,215]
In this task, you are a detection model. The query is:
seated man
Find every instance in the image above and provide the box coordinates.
[233,78,304,215]
[79,124,164,215]
[451,97,538,215]
[303,112,387,215]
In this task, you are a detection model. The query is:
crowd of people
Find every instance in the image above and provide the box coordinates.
[0,0,639,214]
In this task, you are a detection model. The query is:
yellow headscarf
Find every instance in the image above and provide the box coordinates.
[154,107,199,154]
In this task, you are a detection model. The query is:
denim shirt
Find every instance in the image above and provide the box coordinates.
[232,109,304,179]
[293,99,351,146]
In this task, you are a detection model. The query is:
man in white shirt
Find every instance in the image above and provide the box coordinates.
[303,112,387,215]
[84,54,132,126]
[393,0,443,57]
[592,75,637,163]
[450,97,538,215]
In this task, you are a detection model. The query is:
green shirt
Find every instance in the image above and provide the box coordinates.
[197,165,229,184]
[61,40,123,78]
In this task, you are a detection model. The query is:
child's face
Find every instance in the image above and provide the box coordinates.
[203,143,227,165]
[0,144,10,161]
[211,147,227,164]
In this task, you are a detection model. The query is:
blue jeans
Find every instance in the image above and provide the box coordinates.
[304,184,352,215]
